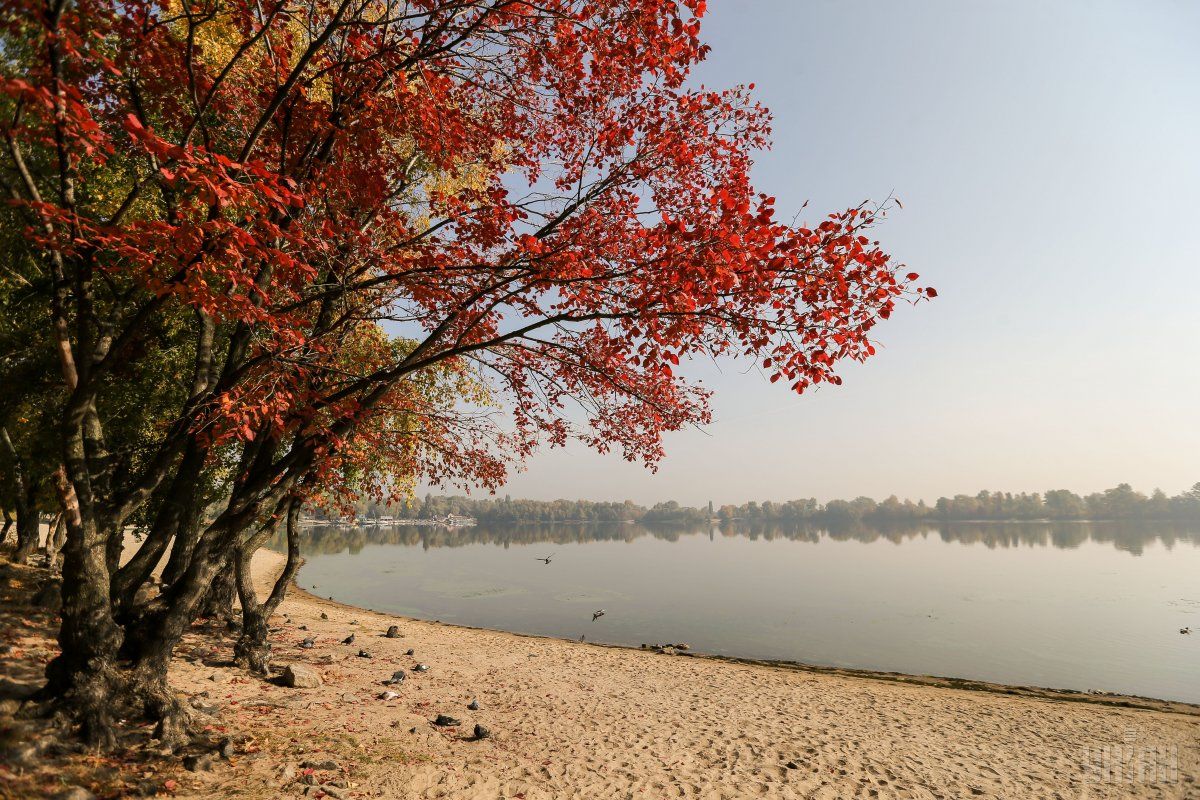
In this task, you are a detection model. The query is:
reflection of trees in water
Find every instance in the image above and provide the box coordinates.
[273,518,1200,557]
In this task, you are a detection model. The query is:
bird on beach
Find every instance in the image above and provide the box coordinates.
[342,633,355,645]
[535,553,555,564]
[592,609,606,622]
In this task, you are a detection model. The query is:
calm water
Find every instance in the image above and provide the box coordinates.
[279,520,1200,703]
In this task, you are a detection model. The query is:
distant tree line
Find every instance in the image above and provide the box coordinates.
[318,495,646,524]
[710,483,1200,523]
[319,482,1200,526]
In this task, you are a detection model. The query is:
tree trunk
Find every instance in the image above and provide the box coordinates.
[1,426,41,565]
[12,487,40,564]
[161,514,202,587]
[198,555,237,624]
[1,508,12,544]
[128,635,193,750]
[108,467,299,746]
[44,514,124,745]
[117,524,239,747]
[234,498,302,674]
[112,438,209,611]
[234,601,272,674]
[105,526,123,577]
[43,512,67,570]
[41,437,126,748]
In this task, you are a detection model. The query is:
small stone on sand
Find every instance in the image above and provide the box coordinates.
[282,663,322,688]
[183,753,216,772]
[53,788,95,800]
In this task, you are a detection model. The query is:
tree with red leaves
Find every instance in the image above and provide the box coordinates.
[0,0,930,746]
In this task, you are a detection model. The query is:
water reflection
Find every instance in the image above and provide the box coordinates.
[275,518,1200,557]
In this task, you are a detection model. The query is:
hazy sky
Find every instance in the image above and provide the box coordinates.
[485,0,1200,506]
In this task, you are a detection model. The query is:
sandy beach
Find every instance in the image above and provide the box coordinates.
[126,548,1196,799]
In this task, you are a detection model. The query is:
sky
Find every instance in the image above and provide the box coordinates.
[480,0,1200,507]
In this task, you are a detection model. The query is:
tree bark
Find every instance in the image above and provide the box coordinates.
[198,555,237,624]
[234,598,272,674]
[160,515,201,587]
[1,426,40,564]
[129,634,193,750]
[42,482,123,743]
[234,498,302,674]
[43,466,124,748]
[44,512,66,570]
[105,526,123,577]
[12,484,40,564]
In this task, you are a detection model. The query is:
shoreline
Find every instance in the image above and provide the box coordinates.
[289,577,1200,718]
[99,546,1198,799]
[169,547,1199,799]
[281,554,1200,718]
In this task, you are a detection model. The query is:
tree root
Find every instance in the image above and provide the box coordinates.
[32,661,199,752]
[233,633,272,676]
[133,667,196,752]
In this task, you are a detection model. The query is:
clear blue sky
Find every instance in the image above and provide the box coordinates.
[488,0,1200,506]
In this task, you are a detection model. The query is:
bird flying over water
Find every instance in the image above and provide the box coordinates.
[592,609,606,622]
[535,553,555,564]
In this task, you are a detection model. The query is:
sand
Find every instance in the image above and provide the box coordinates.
[151,548,1200,799]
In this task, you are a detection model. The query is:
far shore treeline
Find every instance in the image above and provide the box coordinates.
[324,482,1200,526]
